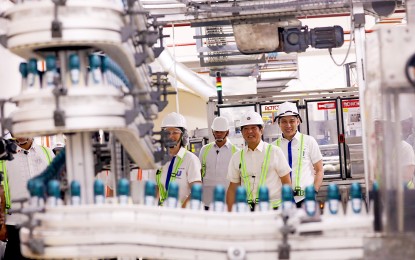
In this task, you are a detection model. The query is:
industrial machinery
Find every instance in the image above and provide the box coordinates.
[0,0,414,260]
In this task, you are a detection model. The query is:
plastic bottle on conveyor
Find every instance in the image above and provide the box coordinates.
[258,186,270,212]
[281,184,295,212]
[27,58,40,89]
[94,179,106,205]
[212,185,226,212]
[68,53,82,87]
[118,178,130,205]
[304,185,317,217]
[235,186,248,212]
[166,182,179,208]
[19,62,28,91]
[189,183,203,210]
[88,54,102,86]
[324,183,342,215]
[46,180,61,207]
[27,179,45,208]
[44,55,58,88]
[346,182,364,215]
[144,180,156,206]
[70,180,81,206]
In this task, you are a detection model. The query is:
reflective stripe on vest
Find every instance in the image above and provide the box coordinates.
[156,150,187,205]
[274,134,304,194]
[407,180,414,189]
[240,143,273,205]
[0,146,52,211]
[201,142,237,178]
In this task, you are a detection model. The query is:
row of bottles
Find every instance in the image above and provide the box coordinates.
[19,53,130,91]
[26,178,366,216]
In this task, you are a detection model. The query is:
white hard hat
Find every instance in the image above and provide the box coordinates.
[161,112,187,129]
[240,111,264,127]
[275,101,302,122]
[211,116,229,131]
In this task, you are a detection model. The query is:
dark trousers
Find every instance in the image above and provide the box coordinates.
[4,225,28,260]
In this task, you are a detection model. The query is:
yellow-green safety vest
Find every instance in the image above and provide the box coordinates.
[156,150,187,205]
[0,146,53,210]
[274,133,305,196]
[201,142,237,178]
[240,144,280,208]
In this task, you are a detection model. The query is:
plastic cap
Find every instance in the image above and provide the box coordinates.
[213,185,225,202]
[145,180,156,197]
[70,180,81,197]
[281,184,293,202]
[240,111,264,127]
[168,182,179,199]
[258,186,269,202]
[350,182,362,199]
[117,178,130,196]
[69,54,80,69]
[89,54,101,69]
[211,117,229,131]
[19,62,28,78]
[235,186,247,203]
[28,58,38,73]
[161,112,187,129]
[28,179,44,197]
[94,179,105,196]
[327,183,340,200]
[47,180,60,198]
[305,185,316,201]
[191,183,203,201]
[101,56,109,72]
[46,55,56,71]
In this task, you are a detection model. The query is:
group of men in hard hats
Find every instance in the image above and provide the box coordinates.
[157,101,324,211]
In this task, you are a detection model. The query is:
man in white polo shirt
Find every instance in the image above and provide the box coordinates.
[273,101,324,208]
[156,112,202,207]
[199,116,238,209]
[226,111,291,211]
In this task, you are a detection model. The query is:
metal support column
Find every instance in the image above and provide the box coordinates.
[352,2,370,203]
[65,132,95,204]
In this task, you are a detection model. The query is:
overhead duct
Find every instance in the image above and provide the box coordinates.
[157,49,216,101]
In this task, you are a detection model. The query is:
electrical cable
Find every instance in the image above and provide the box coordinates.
[329,12,354,67]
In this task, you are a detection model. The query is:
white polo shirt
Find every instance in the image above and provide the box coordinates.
[4,144,54,224]
[227,140,291,204]
[158,147,202,203]
[199,140,239,205]
[273,131,323,202]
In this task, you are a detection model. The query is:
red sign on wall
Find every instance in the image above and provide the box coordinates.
[342,99,360,108]
[317,101,336,110]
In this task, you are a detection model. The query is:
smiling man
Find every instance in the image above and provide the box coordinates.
[226,111,291,211]
[156,112,202,208]
[273,101,324,208]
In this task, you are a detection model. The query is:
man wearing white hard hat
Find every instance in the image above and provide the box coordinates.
[273,101,324,208]
[226,111,291,211]
[199,116,239,209]
[156,112,202,207]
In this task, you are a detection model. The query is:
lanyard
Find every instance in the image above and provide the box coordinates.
[275,133,304,189]
[201,142,237,178]
[156,150,186,204]
[240,143,273,204]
